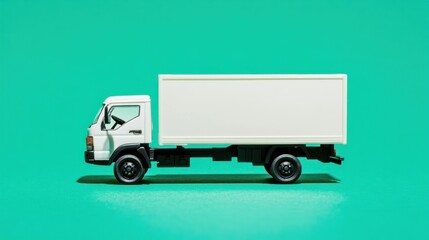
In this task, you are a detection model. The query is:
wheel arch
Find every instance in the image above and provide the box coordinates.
[108,144,151,168]
[264,145,307,164]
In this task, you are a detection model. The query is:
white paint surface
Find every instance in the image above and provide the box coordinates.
[159,74,347,145]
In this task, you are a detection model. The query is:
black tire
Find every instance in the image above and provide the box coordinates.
[270,154,302,184]
[264,163,273,176]
[114,154,146,184]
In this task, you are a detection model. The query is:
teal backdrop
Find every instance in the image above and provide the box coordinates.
[1,0,428,239]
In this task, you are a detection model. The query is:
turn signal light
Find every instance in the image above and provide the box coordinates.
[86,136,93,151]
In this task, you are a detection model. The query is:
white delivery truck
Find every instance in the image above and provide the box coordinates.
[85,74,347,184]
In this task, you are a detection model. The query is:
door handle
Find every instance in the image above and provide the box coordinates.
[129,130,142,134]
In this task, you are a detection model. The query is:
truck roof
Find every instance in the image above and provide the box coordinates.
[104,95,150,104]
[159,74,347,80]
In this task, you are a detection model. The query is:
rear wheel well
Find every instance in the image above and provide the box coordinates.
[265,146,306,164]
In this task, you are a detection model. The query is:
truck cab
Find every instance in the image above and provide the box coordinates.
[85,96,152,165]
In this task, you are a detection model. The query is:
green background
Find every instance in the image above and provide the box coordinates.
[1,0,428,239]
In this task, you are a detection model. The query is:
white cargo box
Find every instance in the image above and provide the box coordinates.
[158,74,347,145]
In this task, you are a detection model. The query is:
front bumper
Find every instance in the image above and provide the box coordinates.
[84,151,110,165]
[84,151,95,163]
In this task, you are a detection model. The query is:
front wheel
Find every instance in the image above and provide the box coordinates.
[270,154,302,184]
[114,154,146,184]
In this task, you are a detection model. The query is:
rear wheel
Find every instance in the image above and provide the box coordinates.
[270,154,301,184]
[114,154,146,184]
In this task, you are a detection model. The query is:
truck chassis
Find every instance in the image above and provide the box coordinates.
[85,144,343,184]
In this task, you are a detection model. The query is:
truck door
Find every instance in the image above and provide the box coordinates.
[104,103,145,158]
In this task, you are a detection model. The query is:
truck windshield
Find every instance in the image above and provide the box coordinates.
[92,104,104,124]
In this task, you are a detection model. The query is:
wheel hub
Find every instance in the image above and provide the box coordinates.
[122,162,136,177]
[278,161,294,176]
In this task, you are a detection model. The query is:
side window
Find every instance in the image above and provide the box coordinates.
[105,105,140,130]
